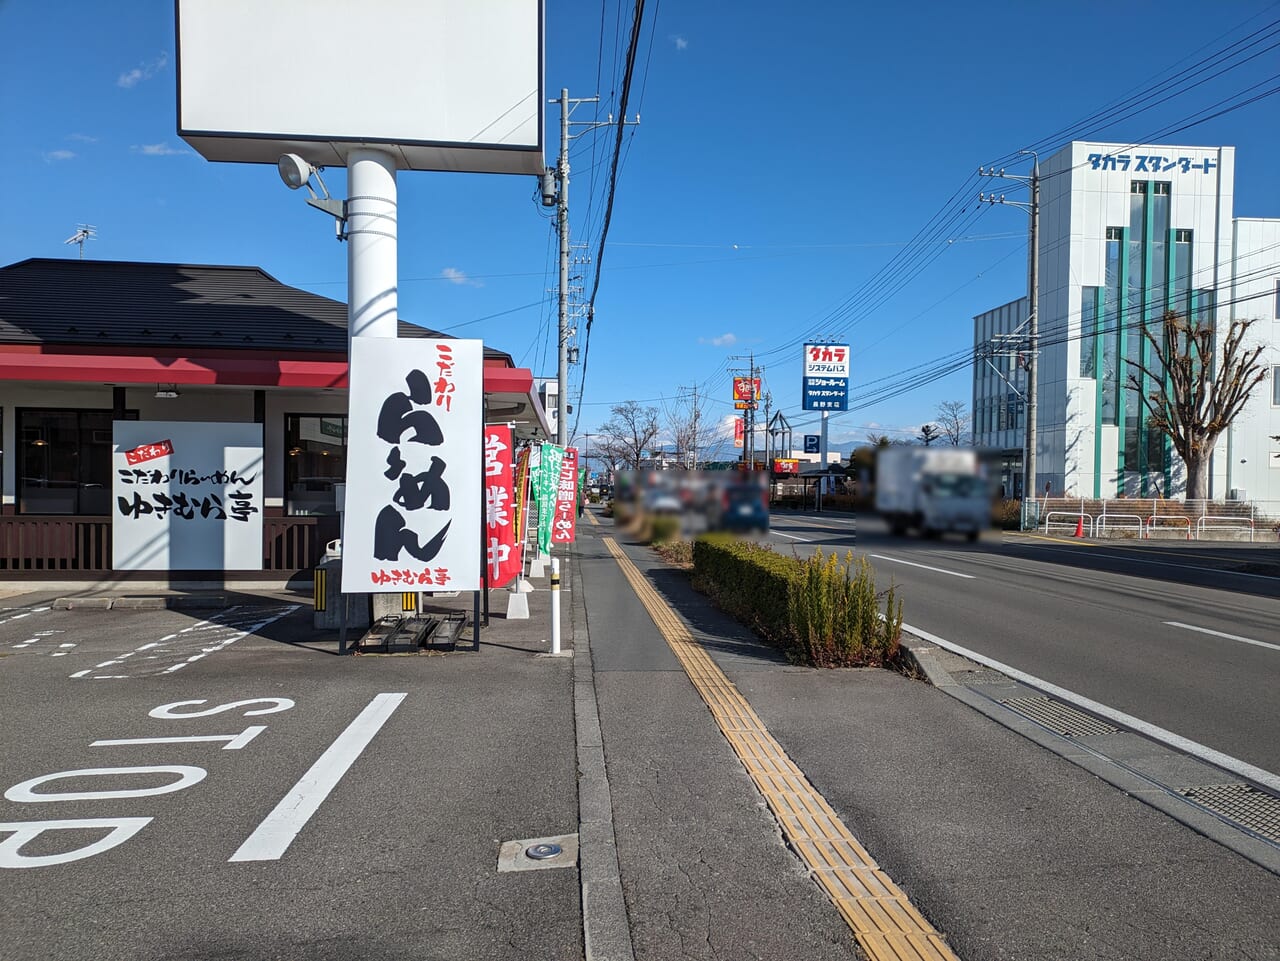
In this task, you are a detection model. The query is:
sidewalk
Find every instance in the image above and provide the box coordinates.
[574,510,1280,961]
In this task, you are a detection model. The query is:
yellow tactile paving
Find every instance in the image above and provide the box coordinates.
[600,535,961,961]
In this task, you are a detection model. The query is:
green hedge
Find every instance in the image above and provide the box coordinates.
[692,535,902,667]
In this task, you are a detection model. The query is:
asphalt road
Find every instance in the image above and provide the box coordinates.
[766,510,1280,777]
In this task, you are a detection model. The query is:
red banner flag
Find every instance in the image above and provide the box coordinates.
[551,447,579,545]
[483,425,522,587]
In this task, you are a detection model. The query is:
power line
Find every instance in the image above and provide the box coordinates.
[571,0,647,439]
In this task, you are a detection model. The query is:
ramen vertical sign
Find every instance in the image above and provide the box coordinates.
[343,338,482,592]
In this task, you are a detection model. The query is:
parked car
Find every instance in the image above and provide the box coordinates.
[716,481,770,533]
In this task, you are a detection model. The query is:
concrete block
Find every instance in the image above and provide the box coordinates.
[112,596,168,611]
[54,597,112,610]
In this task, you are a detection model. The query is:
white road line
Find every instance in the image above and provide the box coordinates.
[867,553,975,579]
[903,621,1280,794]
[1164,621,1280,654]
[771,530,812,542]
[229,693,407,862]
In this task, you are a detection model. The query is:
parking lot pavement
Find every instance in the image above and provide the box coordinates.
[0,589,583,961]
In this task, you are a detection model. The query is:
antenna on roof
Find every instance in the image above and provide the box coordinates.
[63,224,97,259]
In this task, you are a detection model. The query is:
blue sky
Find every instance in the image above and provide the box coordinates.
[3,1,1279,456]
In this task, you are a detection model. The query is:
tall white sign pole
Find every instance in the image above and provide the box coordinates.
[820,411,830,495]
[347,148,399,342]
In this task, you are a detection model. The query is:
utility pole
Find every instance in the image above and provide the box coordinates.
[554,88,571,446]
[543,89,603,446]
[980,150,1039,524]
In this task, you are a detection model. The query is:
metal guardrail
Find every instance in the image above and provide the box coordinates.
[1195,515,1255,542]
[1027,497,1280,542]
[1095,513,1143,537]
[1042,511,1093,537]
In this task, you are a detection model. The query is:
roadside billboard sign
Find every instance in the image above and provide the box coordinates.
[343,337,483,592]
[802,343,850,411]
[732,377,761,403]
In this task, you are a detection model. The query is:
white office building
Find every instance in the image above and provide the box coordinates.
[973,141,1279,501]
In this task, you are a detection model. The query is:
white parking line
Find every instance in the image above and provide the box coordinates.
[904,621,1280,794]
[229,693,407,862]
[1164,621,1280,653]
[867,553,975,579]
[771,530,812,543]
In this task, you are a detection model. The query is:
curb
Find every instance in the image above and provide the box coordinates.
[568,517,637,961]
[52,593,240,612]
[898,634,1280,877]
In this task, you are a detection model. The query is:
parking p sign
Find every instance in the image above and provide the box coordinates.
[803,435,820,454]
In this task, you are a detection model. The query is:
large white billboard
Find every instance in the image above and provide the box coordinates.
[176,0,544,175]
[342,338,482,593]
[112,422,264,570]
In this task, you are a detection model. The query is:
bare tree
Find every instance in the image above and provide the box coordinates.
[865,432,892,447]
[918,423,941,446]
[662,392,723,468]
[1126,310,1267,500]
[935,400,970,446]
[593,400,661,471]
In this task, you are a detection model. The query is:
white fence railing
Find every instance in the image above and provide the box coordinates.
[1028,498,1280,542]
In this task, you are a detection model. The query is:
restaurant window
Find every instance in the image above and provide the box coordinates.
[285,414,347,515]
[18,408,119,514]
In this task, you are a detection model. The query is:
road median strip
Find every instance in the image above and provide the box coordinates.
[601,535,960,961]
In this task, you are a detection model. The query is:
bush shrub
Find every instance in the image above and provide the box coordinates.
[692,536,901,667]
[993,498,1022,530]
[649,515,681,544]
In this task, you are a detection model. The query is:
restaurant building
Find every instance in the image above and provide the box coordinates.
[0,257,550,579]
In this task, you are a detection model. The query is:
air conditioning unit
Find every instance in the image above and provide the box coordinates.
[1227,488,1246,501]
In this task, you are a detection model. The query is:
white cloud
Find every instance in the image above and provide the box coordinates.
[697,332,737,347]
[43,150,75,162]
[672,35,689,50]
[441,267,483,288]
[118,52,169,89]
[132,142,189,156]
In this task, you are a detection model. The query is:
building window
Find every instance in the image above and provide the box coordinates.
[1153,181,1171,196]
[1273,367,1280,406]
[285,414,347,515]
[18,409,116,515]
[1080,287,1098,378]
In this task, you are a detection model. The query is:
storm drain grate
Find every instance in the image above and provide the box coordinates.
[999,695,1119,738]
[1179,784,1280,844]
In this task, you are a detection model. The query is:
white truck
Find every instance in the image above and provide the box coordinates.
[874,446,991,540]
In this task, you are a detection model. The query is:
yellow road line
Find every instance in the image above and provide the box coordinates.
[585,509,600,527]
[601,536,960,961]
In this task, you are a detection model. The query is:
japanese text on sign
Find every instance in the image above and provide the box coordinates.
[483,425,522,587]
[1086,153,1216,174]
[343,338,482,593]
[124,440,174,466]
[111,421,264,571]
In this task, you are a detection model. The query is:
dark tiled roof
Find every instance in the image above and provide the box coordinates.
[0,258,513,363]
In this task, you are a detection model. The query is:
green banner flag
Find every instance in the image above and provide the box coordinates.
[536,443,564,554]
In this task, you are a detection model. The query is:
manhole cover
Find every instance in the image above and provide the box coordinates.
[999,695,1118,738]
[1180,784,1280,844]
[525,843,562,860]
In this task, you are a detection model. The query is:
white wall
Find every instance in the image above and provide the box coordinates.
[0,382,346,510]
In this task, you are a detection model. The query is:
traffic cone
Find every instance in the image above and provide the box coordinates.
[1074,517,1085,538]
